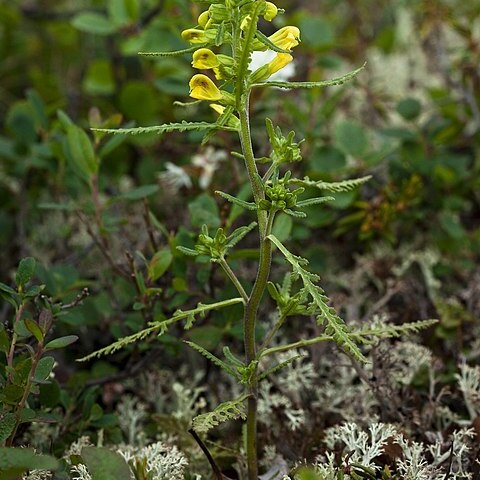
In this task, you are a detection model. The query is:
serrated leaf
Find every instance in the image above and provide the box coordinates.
[176,246,199,256]
[138,45,204,57]
[184,341,238,378]
[15,257,36,288]
[45,335,79,350]
[91,121,237,136]
[258,354,305,381]
[296,196,335,208]
[81,447,132,480]
[78,298,244,361]
[252,63,365,89]
[191,395,248,434]
[215,191,257,210]
[267,234,366,362]
[291,175,371,192]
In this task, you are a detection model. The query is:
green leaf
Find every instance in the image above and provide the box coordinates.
[184,340,238,378]
[78,298,244,361]
[24,319,44,343]
[117,184,159,200]
[138,45,205,57]
[188,194,221,229]
[334,120,368,156]
[396,97,421,121]
[81,447,133,480]
[92,121,237,136]
[34,356,55,382]
[252,64,365,89]
[148,249,173,281]
[272,214,293,242]
[45,335,79,350]
[191,395,248,434]
[71,12,116,35]
[0,447,58,470]
[215,190,257,210]
[16,257,36,288]
[267,235,366,362]
[0,283,16,296]
[291,176,371,192]
[0,414,16,443]
[66,125,98,179]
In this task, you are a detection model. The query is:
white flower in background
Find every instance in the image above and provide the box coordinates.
[250,50,296,82]
[158,162,192,192]
[192,146,227,189]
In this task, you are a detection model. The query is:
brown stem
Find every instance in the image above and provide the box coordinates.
[188,428,226,480]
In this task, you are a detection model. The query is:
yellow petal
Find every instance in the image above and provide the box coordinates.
[181,28,207,44]
[192,48,220,69]
[189,74,223,101]
[198,11,210,28]
[267,53,293,75]
[268,26,301,51]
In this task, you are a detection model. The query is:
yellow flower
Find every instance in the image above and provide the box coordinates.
[250,53,293,83]
[198,11,210,28]
[181,28,207,44]
[266,53,293,75]
[192,48,220,69]
[209,104,240,129]
[209,104,226,116]
[189,74,223,101]
[268,26,300,51]
[263,2,278,21]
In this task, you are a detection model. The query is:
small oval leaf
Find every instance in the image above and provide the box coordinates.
[45,335,79,351]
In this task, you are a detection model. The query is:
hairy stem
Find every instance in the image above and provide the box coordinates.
[239,100,275,479]
[218,257,248,303]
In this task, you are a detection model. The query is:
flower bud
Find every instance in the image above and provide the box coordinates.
[198,11,210,28]
[263,2,278,21]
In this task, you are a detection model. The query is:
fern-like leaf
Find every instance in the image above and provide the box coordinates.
[184,341,239,378]
[252,63,365,89]
[192,395,248,434]
[77,297,244,362]
[215,190,257,210]
[91,122,237,136]
[138,46,203,57]
[258,354,305,381]
[267,234,367,362]
[291,176,372,192]
[351,319,438,343]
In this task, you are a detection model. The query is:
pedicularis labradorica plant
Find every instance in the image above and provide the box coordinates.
[82,1,436,478]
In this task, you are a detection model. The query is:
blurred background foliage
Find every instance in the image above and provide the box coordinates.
[0,0,479,467]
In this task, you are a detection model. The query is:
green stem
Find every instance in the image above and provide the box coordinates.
[260,334,332,358]
[259,310,288,352]
[218,257,248,303]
